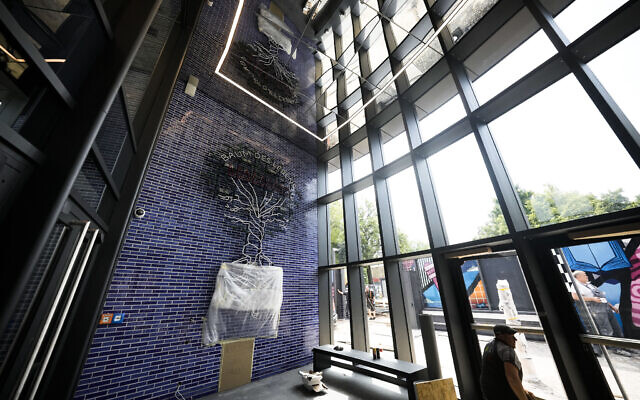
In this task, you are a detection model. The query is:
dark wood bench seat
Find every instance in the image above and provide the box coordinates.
[312,344,429,400]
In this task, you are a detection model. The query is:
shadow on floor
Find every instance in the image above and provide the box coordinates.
[200,364,408,400]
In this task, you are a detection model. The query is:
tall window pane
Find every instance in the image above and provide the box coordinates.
[464,8,556,104]
[429,134,505,244]
[352,138,372,181]
[328,200,346,264]
[381,114,410,165]
[400,257,460,392]
[554,0,627,42]
[415,75,466,142]
[460,255,567,399]
[489,74,640,227]
[363,263,394,359]
[327,155,342,193]
[330,268,351,346]
[589,30,640,136]
[355,186,382,260]
[550,238,640,398]
[387,168,430,252]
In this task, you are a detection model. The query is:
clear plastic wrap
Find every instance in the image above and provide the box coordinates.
[203,263,283,346]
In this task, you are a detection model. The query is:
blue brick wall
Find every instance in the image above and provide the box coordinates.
[73,5,319,395]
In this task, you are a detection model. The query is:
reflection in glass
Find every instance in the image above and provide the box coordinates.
[326,81,338,110]
[321,28,336,60]
[463,255,567,399]
[381,114,409,164]
[404,37,444,86]
[330,268,351,346]
[325,120,339,149]
[390,0,427,47]
[489,75,640,227]
[357,0,379,35]
[367,23,389,72]
[445,0,499,45]
[374,73,398,112]
[469,29,556,104]
[352,138,372,181]
[363,263,394,359]
[554,0,627,42]
[123,4,179,120]
[345,57,361,96]
[429,134,505,244]
[355,186,382,260]
[387,168,430,252]
[327,156,341,193]
[348,98,366,132]
[589,30,640,136]
[328,200,346,264]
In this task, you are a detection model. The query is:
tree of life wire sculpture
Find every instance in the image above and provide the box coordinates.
[222,177,289,266]
[248,40,297,88]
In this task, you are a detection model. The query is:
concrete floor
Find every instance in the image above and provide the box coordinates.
[200,364,408,400]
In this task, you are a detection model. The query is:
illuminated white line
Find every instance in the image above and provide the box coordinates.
[216,0,469,141]
[215,70,321,138]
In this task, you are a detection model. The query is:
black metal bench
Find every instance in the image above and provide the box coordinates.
[312,345,429,400]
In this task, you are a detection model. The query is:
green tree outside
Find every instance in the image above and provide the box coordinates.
[476,185,640,239]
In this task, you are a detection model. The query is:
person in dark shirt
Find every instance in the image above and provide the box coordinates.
[480,324,534,400]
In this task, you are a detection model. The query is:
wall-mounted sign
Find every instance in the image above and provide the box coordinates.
[206,145,296,266]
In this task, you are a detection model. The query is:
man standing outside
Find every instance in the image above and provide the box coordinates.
[571,270,634,356]
[481,324,535,400]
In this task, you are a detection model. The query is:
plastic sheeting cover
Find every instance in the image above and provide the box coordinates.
[203,263,283,345]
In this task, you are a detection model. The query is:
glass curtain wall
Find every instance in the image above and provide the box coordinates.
[317,0,640,397]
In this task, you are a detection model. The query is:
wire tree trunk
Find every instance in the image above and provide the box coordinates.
[224,178,288,266]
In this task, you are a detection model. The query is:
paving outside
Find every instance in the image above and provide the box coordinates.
[333,312,640,400]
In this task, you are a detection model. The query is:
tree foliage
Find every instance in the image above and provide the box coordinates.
[329,199,429,262]
[476,185,640,239]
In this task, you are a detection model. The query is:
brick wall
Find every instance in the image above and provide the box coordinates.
[73,2,319,397]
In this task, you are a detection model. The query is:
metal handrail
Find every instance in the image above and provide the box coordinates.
[14,221,90,400]
[580,334,640,351]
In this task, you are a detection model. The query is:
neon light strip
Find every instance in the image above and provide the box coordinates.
[215,0,469,142]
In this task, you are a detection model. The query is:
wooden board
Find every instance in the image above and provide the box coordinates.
[414,378,456,400]
[219,338,255,392]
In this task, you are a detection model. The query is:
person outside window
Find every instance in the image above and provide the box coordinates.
[480,324,535,400]
[337,282,350,319]
[365,285,376,320]
[571,270,635,357]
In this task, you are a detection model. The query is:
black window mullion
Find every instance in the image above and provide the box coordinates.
[524,0,640,171]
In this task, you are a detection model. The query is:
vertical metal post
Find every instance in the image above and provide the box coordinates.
[419,314,442,380]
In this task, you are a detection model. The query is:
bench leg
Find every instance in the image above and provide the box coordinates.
[314,353,331,372]
[407,378,417,400]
